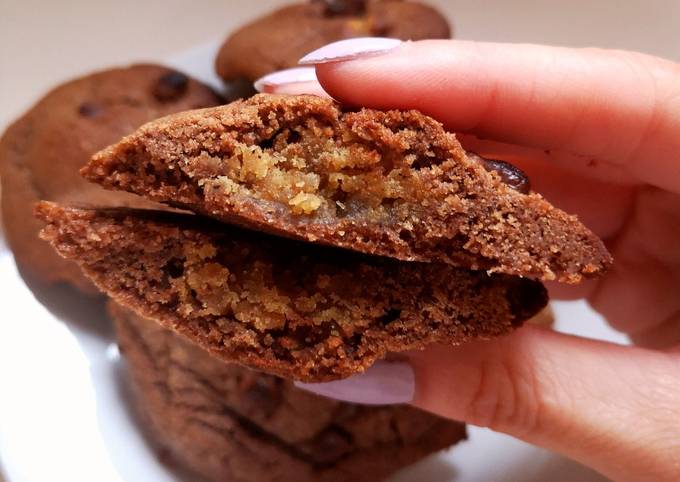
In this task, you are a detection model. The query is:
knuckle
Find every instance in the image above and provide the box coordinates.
[465,359,543,437]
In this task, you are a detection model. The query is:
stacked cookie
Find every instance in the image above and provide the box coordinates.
[0,2,492,481]
[110,302,466,482]
[36,84,609,383]
[36,199,550,381]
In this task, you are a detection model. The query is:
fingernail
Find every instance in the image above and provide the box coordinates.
[299,37,402,65]
[253,67,318,93]
[294,360,415,405]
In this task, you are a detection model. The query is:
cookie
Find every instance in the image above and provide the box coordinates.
[0,64,222,293]
[110,301,466,482]
[37,202,547,381]
[83,93,611,283]
[215,0,451,83]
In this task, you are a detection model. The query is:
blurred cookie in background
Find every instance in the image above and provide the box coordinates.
[110,301,467,482]
[215,0,451,91]
[0,64,222,293]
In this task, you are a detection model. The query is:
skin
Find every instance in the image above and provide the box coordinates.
[275,40,680,481]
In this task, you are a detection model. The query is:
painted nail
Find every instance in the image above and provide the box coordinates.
[253,67,318,93]
[299,37,402,65]
[294,360,415,405]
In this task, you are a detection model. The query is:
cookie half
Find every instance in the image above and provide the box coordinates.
[111,301,466,482]
[0,64,221,292]
[83,94,611,283]
[37,202,547,381]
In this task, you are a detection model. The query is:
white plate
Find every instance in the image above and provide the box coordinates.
[0,39,631,482]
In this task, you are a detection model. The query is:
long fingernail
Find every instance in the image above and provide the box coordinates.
[299,37,402,65]
[253,67,318,93]
[295,361,415,405]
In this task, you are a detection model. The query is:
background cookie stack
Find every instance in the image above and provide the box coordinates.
[0,2,470,481]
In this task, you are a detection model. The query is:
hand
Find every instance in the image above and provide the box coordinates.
[256,39,680,482]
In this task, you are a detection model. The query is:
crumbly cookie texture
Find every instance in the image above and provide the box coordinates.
[215,0,451,82]
[83,94,611,283]
[0,64,221,292]
[110,301,466,482]
[37,202,547,381]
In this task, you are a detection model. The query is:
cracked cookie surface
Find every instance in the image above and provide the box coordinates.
[110,301,466,482]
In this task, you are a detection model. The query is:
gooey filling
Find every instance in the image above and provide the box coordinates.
[189,117,530,225]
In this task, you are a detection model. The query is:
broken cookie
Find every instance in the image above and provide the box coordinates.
[82,94,611,283]
[37,202,547,381]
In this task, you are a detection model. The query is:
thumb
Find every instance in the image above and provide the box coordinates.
[297,326,680,482]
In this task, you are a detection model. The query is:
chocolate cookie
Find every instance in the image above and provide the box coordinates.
[83,94,611,283]
[110,301,466,482]
[37,202,547,381]
[0,65,222,293]
[215,0,451,84]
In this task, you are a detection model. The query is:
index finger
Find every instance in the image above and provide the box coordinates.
[311,40,680,193]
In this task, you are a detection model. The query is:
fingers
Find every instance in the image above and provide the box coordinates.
[457,135,636,240]
[296,326,680,481]
[305,39,680,193]
[408,327,680,482]
[254,67,328,97]
[588,188,680,345]
[630,312,680,349]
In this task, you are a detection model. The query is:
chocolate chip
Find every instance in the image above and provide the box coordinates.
[468,152,531,194]
[309,428,353,465]
[507,277,548,325]
[242,377,281,415]
[77,102,102,118]
[153,71,189,102]
[482,158,531,193]
[162,258,184,278]
[370,17,392,36]
[315,0,366,16]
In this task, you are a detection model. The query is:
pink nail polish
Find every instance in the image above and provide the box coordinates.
[294,361,415,405]
[253,67,318,93]
[299,37,403,65]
